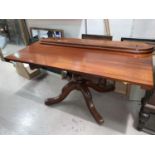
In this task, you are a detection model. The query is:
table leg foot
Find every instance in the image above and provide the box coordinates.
[80,85,104,124]
[138,112,150,131]
[45,81,77,105]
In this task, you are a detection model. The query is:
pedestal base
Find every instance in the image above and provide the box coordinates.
[45,73,115,124]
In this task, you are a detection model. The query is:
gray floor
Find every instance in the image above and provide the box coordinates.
[0,61,148,134]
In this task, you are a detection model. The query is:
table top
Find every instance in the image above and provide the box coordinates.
[5,38,154,89]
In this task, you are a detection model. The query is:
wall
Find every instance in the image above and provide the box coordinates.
[109,19,133,40]
[87,19,104,35]
[26,19,134,40]
[26,19,85,38]
[26,19,155,40]
[131,19,155,39]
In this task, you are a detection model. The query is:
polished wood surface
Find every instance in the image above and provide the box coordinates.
[40,38,154,54]
[81,34,115,92]
[5,39,153,89]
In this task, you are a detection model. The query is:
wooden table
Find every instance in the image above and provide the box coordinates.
[5,38,154,124]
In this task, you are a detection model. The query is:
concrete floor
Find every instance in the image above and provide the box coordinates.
[0,60,149,135]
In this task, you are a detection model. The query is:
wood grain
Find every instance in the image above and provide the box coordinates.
[40,38,154,54]
[5,40,154,89]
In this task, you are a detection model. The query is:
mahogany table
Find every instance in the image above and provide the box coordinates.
[5,38,154,124]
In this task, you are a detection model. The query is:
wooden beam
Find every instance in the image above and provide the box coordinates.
[104,19,111,36]
[0,48,5,61]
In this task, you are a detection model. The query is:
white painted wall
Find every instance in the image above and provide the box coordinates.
[26,19,135,40]
[86,19,134,40]
[26,19,85,38]
[87,19,104,35]
[131,19,155,39]
[26,19,155,40]
[109,19,133,40]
